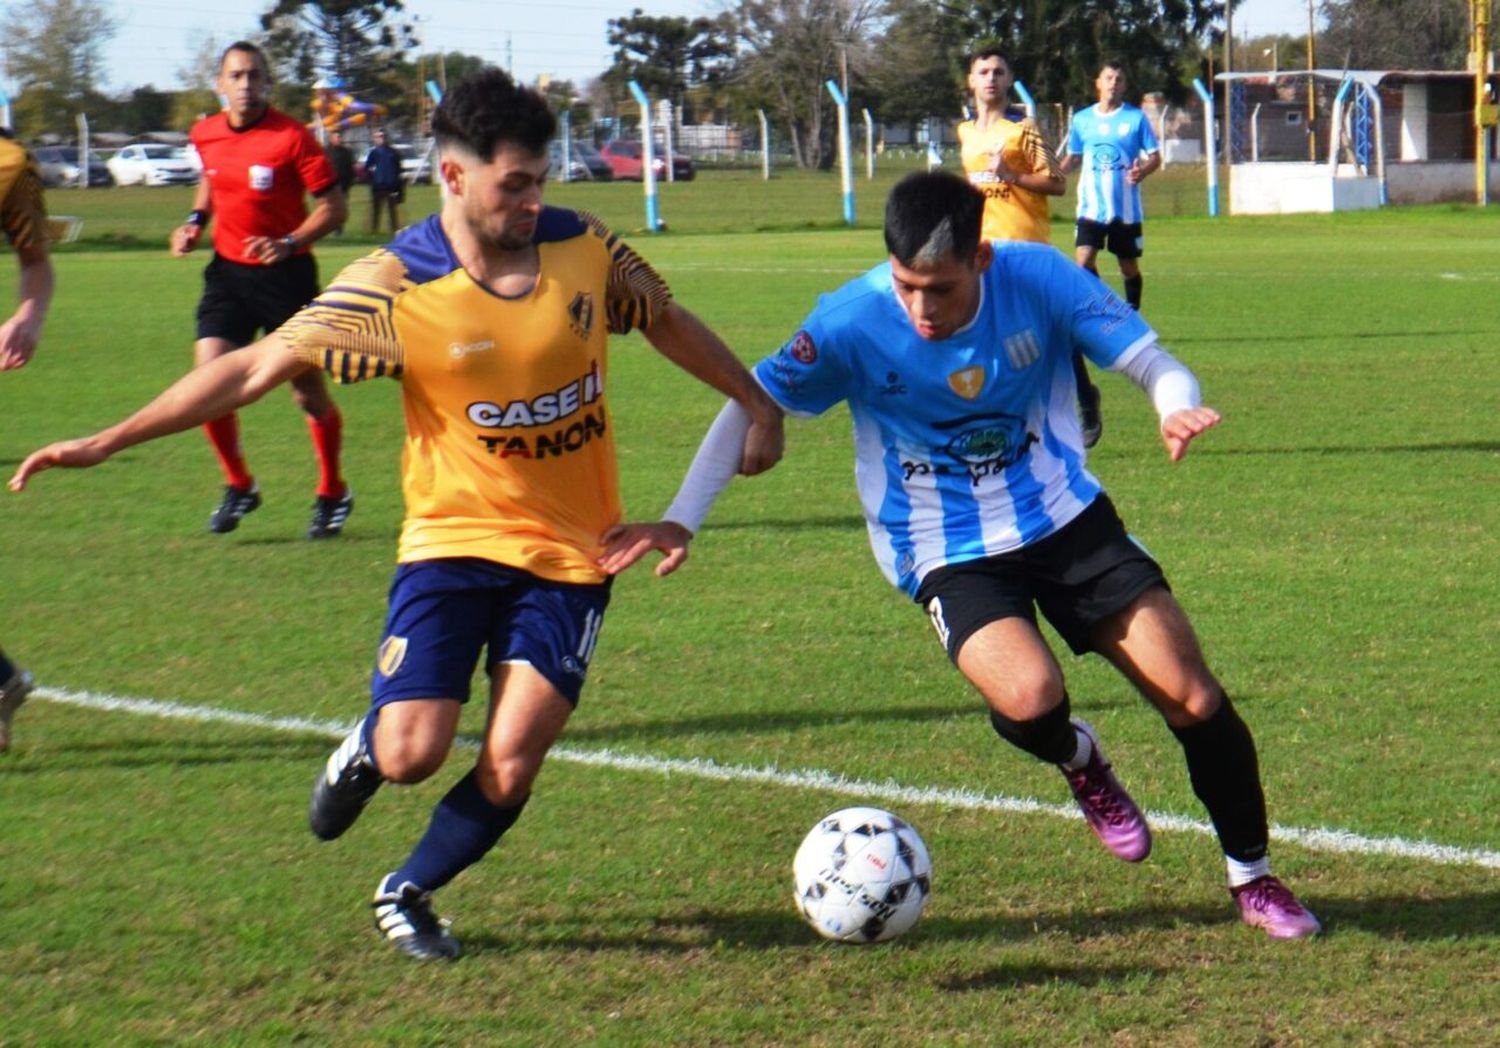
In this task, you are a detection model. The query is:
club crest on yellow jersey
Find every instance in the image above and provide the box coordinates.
[568,291,595,339]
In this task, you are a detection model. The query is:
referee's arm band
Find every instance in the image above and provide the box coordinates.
[186,209,209,226]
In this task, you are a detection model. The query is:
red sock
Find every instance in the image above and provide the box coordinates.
[306,406,345,499]
[203,413,253,490]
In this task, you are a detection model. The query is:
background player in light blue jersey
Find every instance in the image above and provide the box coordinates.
[1061,63,1161,446]
[602,171,1321,941]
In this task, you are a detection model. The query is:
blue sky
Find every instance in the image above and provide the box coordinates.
[92,0,1318,94]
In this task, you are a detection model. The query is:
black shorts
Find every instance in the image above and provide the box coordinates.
[1075,219,1144,259]
[195,252,320,345]
[915,494,1168,659]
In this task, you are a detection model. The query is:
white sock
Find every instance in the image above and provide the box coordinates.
[1060,726,1094,772]
[1226,855,1271,888]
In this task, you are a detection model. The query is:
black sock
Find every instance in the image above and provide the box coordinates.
[1124,276,1143,309]
[1072,352,1096,398]
[0,650,15,682]
[1169,695,1268,862]
[990,695,1077,765]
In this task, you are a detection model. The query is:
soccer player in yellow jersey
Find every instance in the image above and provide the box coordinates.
[9,68,784,960]
[959,46,1103,448]
[0,126,56,751]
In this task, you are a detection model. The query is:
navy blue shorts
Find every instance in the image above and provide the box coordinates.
[370,558,612,709]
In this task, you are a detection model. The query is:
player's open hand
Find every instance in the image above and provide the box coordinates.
[597,521,693,578]
[0,314,41,370]
[8,438,111,492]
[1160,406,1221,462]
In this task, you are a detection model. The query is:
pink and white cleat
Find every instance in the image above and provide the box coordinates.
[1231,875,1322,939]
[1062,719,1152,863]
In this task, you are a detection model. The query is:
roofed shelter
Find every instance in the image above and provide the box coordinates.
[1214,69,1500,214]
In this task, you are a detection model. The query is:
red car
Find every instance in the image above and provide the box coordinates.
[597,140,695,181]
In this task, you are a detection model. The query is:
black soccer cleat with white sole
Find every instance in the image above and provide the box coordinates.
[308,724,383,840]
[307,488,354,540]
[372,875,462,961]
[208,483,261,534]
[0,665,35,753]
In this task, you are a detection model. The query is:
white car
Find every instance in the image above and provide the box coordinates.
[106,144,200,187]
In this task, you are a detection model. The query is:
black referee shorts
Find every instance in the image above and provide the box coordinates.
[195,252,320,345]
[916,494,1169,660]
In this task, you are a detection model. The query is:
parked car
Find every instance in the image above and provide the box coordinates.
[547,140,613,181]
[597,140,695,182]
[106,143,200,187]
[32,146,113,188]
[392,142,433,184]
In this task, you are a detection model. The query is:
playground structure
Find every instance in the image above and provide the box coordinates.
[309,78,386,139]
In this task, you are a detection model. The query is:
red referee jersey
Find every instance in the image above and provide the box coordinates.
[189,107,336,266]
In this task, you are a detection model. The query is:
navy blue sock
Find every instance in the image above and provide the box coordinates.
[0,650,16,681]
[359,708,381,775]
[389,770,527,892]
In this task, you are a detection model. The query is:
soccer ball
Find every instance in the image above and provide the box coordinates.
[792,806,932,944]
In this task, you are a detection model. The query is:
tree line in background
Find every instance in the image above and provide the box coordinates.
[2,0,1494,163]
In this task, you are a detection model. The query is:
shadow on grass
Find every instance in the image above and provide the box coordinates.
[1313,890,1500,940]
[460,898,1231,957]
[1203,440,1500,457]
[0,733,331,772]
[702,514,866,532]
[565,700,985,744]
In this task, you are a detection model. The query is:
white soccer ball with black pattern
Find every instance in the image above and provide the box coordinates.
[793,806,932,944]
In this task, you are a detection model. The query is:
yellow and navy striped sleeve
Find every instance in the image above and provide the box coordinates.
[1020,118,1063,180]
[0,139,49,252]
[279,249,408,383]
[578,210,673,335]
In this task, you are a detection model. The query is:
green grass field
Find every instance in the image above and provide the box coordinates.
[2,171,1498,1045]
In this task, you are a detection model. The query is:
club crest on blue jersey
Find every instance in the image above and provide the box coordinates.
[377,635,409,678]
[947,366,985,399]
[786,330,817,364]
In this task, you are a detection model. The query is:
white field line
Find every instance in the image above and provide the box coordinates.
[31,685,1500,871]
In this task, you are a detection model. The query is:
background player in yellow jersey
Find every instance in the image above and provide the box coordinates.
[0,126,56,750]
[958,47,1102,448]
[9,68,784,960]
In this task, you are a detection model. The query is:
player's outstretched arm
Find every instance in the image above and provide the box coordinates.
[0,241,54,370]
[1161,406,1221,462]
[597,521,693,578]
[8,334,310,491]
[642,302,785,476]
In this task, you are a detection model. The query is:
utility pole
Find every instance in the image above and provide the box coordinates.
[1222,1,1234,168]
[1307,0,1317,160]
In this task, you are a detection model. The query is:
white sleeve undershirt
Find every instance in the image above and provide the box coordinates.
[1113,341,1201,419]
[662,398,755,534]
[662,342,1200,534]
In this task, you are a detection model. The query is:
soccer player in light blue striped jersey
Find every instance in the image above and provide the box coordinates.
[1061,63,1161,308]
[602,171,1321,940]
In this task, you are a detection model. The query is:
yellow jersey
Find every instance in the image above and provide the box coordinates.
[957,115,1061,244]
[279,207,672,584]
[0,135,48,251]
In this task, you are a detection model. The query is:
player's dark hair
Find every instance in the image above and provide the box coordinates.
[967,45,1012,72]
[220,40,269,72]
[884,171,984,268]
[433,67,556,162]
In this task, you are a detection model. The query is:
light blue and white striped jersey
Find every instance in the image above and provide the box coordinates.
[755,242,1156,598]
[1066,103,1160,224]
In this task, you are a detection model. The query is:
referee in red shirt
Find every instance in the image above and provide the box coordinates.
[172,41,353,539]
